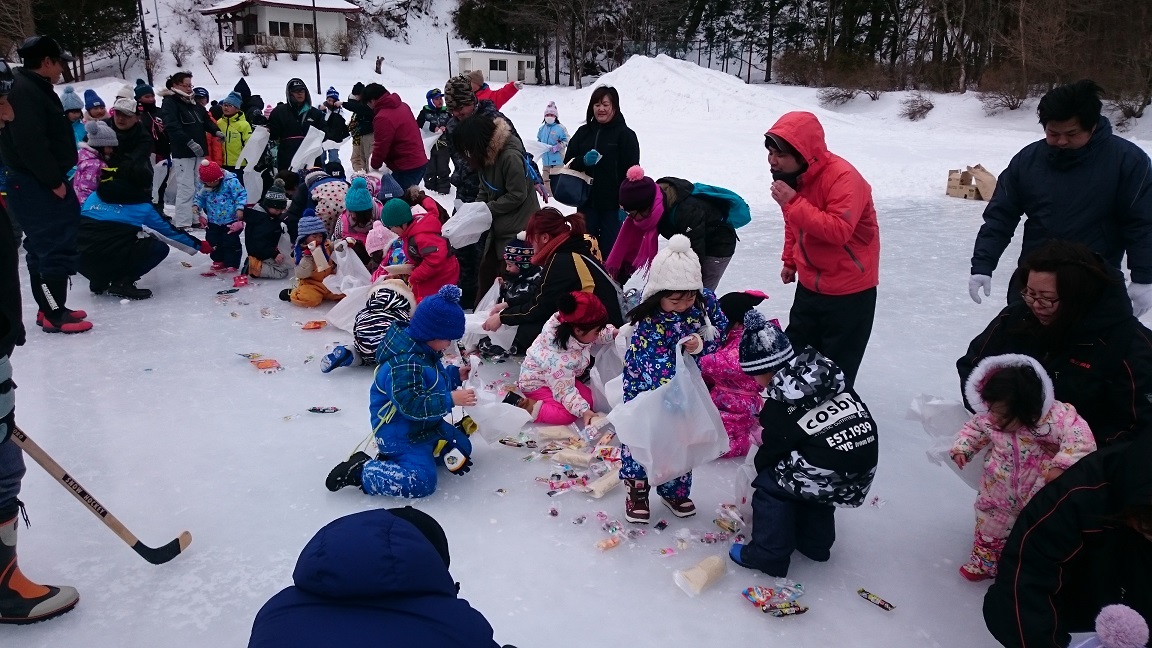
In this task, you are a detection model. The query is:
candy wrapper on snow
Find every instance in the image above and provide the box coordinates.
[308,407,339,413]
[302,320,327,330]
[217,288,238,295]
[858,588,895,611]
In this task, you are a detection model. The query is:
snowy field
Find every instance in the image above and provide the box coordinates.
[8,10,1152,648]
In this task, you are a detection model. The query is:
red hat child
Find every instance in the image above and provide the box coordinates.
[198,159,224,184]
[557,291,608,329]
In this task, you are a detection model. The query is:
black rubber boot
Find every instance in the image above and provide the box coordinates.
[0,505,79,624]
[325,452,370,492]
[107,279,152,300]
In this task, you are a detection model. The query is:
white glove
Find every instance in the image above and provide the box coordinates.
[968,274,992,304]
[514,81,524,90]
[1129,282,1152,317]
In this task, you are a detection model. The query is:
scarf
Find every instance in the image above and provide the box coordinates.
[530,219,577,266]
[604,188,664,279]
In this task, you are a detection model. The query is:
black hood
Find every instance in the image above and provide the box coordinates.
[285,78,312,107]
[233,78,252,106]
[1077,264,1134,332]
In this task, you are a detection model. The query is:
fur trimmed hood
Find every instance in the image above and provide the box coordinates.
[483,117,522,167]
[964,353,1055,418]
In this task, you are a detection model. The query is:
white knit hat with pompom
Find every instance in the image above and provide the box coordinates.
[642,234,702,301]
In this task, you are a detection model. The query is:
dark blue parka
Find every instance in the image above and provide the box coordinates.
[247,509,502,648]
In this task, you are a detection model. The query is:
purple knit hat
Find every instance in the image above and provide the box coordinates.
[618,165,657,212]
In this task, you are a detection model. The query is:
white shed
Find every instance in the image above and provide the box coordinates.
[200,0,362,53]
[457,48,538,85]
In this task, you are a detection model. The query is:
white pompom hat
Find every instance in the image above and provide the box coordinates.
[642,234,702,301]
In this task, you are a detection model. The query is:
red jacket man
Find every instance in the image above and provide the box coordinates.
[363,84,428,190]
[468,69,519,110]
[765,111,880,386]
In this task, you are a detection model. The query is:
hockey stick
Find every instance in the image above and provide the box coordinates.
[10,426,192,565]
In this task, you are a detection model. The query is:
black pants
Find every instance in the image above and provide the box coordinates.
[785,284,877,387]
[0,202,23,356]
[206,223,243,269]
[4,169,79,279]
[80,236,169,288]
[742,472,836,577]
[424,146,451,193]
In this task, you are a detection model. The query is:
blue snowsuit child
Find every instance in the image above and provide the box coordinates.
[326,285,473,498]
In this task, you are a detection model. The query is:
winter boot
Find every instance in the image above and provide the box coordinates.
[107,280,152,300]
[279,288,292,302]
[959,544,998,582]
[0,508,79,624]
[624,479,651,524]
[502,391,540,418]
[39,277,92,334]
[661,495,697,518]
[35,309,87,327]
[325,452,371,492]
[320,345,355,373]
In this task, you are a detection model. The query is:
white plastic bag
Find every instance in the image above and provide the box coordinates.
[607,342,728,484]
[462,356,532,444]
[322,239,373,295]
[422,132,442,157]
[236,125,269,169]
[442,202,492,247]
[590,341,624,413]
[734,452,757,520]
[325,284,373,333]
[461,281,517,351]
[907,394,983,491]
[289,126,328,171]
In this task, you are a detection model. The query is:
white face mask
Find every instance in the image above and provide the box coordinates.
[545,116,556,124]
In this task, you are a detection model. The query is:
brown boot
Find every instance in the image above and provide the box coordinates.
[0,510,79,624]
[624,479,651,524]
[662,496,697,518]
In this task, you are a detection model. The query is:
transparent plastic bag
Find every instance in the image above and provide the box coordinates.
[607,342,728,484]
[907,394,983,491]
[462,356,532,444]
[590,341,624,413]
[322,239,373,295]
[442,202,492,247]
[461,282,517,351]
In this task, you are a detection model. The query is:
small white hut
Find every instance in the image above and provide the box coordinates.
[457,48,538,85]
[200,0,362,53]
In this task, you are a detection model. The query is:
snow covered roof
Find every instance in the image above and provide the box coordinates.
[457,48,533,57]
[200,0,362,15]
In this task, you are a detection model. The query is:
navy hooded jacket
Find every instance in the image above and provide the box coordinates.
[970,115,1152,282]
[247,510,502,648]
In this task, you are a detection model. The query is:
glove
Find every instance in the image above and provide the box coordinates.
[227,220,245,234]
[968,274,992,304]
[1129,282,1152,317]
[198,239,213,254]
[549,144,560,153]
[444,446,472,475]
[198,215,208,229]
[214,132,225,141]
[188,141,205,158]
[514,81,524,90]
[583,149,602,166]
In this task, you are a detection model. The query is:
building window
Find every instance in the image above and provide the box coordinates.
[489,59,507,72]
[269,21,289,37]
[292,23,314,39]
[526,61,534,69]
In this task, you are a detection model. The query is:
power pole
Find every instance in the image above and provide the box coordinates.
[311,0,321,94]
[137,0,152,85]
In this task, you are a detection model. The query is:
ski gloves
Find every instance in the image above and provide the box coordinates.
[1129,282,1152,317]
[968,275,992,304]
[583,149,602,166]
[227,220,246,234]
[188,141,205,158]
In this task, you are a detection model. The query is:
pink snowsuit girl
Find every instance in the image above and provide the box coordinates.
[517,313,617,425]
[699,322,764,457]
[951,354,1097,579]
[73,144,106,205]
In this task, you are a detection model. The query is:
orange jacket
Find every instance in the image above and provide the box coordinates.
[767,111,880,296]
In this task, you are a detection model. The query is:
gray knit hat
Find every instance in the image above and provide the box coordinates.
[85,120,119,148]
[262,178,289,210]
[739,310,794,376]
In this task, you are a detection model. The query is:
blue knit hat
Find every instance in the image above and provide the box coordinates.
[326,86,340,101]
[83,89,104,111]
[296,209,327,243]
[406,285,465,342]
[134,78,154,100]
[344,176,374,212]
[739,310,794,376]
[221,91,243,108]
[60,85,83,112]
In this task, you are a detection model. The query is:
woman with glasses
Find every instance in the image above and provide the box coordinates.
[958,240,1152,446]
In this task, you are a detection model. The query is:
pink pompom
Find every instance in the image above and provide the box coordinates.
[625,165,645,182]
[1096,604,1149,648]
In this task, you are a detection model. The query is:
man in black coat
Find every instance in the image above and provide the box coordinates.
[161,71,221,228]
[343,82,375,172]
[267,78,325,172]
[655,176,738,290]
[984,436,1152,647]
[104,97,155,204]
[968,80,1152,314]
[0,37,92,334]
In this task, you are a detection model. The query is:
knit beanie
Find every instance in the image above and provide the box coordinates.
[193,87,210,100]
[642,234,702,301]
[406,285,465,342]
[344,176,374,213]
[115,84,133,101]
[324,159,345,179]
[386,506,450,568]
[557,291,608,330]
[443,75,475,111]
[221,91,243,109]
[84,89,104,111]
[111,96,137,116]
[503,234,533,270]
[468,69,484,86]
[618,165,657,212]
[295,209,327,244]
[739,310,794,376]
[351,82,365,97]
[326,86,339,101]
[60,86,83,112]
[198,159,224,184]
[365,221,393,255]
[380,197,413,227]
[348,171,380,196]
[544,101,558,119]
[134,78,154,99]
[377,172,403,201]
[718,290,769,325]
[262,178,289,210]
[304,168,329,188]
[85,120,119,148]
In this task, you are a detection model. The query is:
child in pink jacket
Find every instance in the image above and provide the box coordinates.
[950,354,1097,582]
[73,121,120,204]
[699,290,770,457]
[512,291,617,425]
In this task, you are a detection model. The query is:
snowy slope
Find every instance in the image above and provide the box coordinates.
[10,19,1152,648]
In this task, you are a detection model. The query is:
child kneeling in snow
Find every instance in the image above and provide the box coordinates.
[279,210,344,307]
[700,290,771,458]
[321,279,416,373]
[950,354,1096,581]
[325,285,477,498]
[242,178,293,279]
[477,237,543,359]
[194,160,247,272]
[729,312,878,578]
[507,291,616,425]
[381,198,458,303]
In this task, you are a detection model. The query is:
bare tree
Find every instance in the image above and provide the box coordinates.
[236,54,252,76]
[255,43,276,68]
[170,38,194,67]
[199,35,218,65]
[144,48,163,80]
[280,33,303,61]
[0,0,35,58]
[332,30,351,61]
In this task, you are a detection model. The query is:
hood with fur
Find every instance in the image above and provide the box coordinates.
[963,353,1055,418]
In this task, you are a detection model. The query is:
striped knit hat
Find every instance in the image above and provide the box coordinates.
[739,310,794,376]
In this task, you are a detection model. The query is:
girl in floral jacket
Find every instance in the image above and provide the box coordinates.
[514,291,617,425]
[950,354,1097,581]
[618,235,728,523]
[700,290,771,458]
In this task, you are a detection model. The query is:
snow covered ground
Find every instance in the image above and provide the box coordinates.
[8,9,1152,647]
